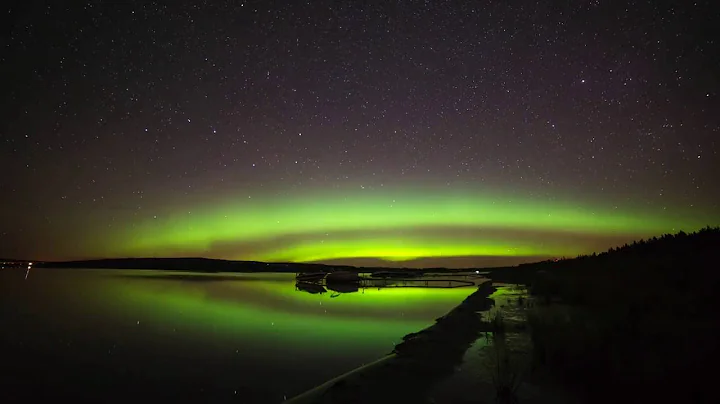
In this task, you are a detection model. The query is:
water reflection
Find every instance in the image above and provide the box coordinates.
[0,268,485,404]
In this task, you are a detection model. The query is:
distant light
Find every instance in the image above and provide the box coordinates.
[475,270,479,274]
[29,262,33,266]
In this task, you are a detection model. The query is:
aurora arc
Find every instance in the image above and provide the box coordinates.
[97,188,716,264]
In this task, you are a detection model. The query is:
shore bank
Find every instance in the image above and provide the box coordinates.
[284,281,496,404]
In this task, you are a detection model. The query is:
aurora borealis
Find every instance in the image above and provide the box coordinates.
[84,187,716,266]
[2,2,718,266]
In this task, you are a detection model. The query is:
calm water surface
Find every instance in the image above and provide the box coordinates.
[0,268,480,403]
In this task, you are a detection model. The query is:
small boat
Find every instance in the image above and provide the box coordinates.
[296,281,327,294]
[325,271,362,283]
[296,271,327,282]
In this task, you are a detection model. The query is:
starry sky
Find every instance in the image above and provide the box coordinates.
[1,1,718,267]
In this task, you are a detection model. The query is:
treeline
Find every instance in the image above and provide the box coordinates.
[521,225,719,272]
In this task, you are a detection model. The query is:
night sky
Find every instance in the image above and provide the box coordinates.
[2,1,718,267]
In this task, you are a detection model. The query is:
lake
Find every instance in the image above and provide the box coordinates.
[0,268,482,403]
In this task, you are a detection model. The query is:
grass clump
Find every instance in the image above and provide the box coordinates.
[486,334,526,404]
[487,309,506,335]
[482,309,529,404]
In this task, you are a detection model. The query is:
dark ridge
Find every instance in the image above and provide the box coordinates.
[487,226,720,285]
[35,257,430,274]
[35,257,354,273]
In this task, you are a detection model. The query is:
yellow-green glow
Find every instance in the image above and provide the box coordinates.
[245,237,574,262]
[89,188,717,265]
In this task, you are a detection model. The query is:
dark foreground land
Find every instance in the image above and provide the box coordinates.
[486,227,720,404]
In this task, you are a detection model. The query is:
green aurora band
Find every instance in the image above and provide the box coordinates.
[93,188,716,264]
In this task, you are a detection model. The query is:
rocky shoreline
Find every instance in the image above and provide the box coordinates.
[284,281,496,404]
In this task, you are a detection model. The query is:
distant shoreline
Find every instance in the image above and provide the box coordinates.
[33,257,511,274]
